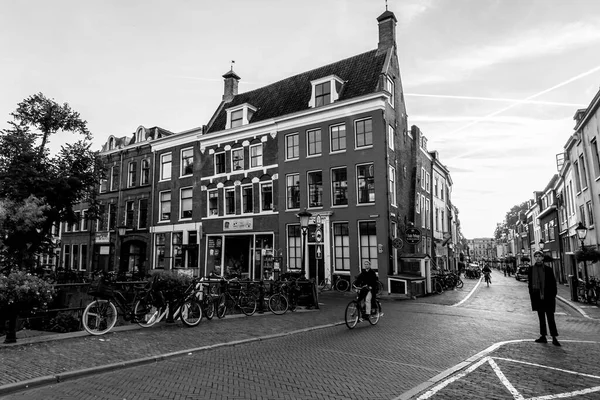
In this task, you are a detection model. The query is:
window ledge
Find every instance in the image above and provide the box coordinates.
[355,145,374,150]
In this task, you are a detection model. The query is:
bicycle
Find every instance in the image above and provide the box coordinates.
[431,275,443,294]
[351,278,384,294]
[483,271,491,287]
[334,275,350,292]
[318,277,333,292]
[344,285,382,329]
[195,278,217,319]
[82,275,166,336]
[163,278,203,327]
[216,278,258,318]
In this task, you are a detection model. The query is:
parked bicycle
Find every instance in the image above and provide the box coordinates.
[344,285,382,329]
[82,274,165,335]
[577,277,598,305]
[216,278,258,318]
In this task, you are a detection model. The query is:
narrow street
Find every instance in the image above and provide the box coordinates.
[2,273,598,399]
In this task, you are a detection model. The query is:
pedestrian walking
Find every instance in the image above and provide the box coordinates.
[527,250,560,346]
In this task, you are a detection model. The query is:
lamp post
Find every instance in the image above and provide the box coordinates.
[575,222,590,288]
[114,226,127,272]
[296,209,312,275]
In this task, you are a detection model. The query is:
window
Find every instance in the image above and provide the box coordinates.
[181,187,193,219]
[215,152,225,174]
[286,133,299,160]
[181,148,194,176]
[308,171,323,208]
[261,182,273,211]
[138,199,148,229]
[110,166,120,191]
[441,210,445,232]
[357,163,375,204]
[108,203,116,231]
[287,174,300,209]
[82,210,88,231]
[225,188,235,215]
[125,201,134,227]
[385,76,394,107]
[128,162,137,187]
[333,222,350,271]
[421,168,426,190]
[426,172,431,193]
[587,201,594,226]
[156,234,166,269]
[580,155,588,189]
[315,81,331,107]
[242,185,253,213]
[286,225,303,270]
[232,148,244,171]
[435,207,439,231]
[250,144,263,167]
[426,199,430,229]
[416,194,420,213]
[160,191,171,221]
[73,244,80,270]
[574,160,581,192]
[331,167,348,206]
[172,232,183,268]
[63,245,71,270]
[160,153,172,181]
[97,204,106,231]
[421,195,425,227]
[441,182,444,200]
[330,124,346,152]
[208,189,219,216]
[73,211,80,231]
[141,159,150,185]
[307,129,322,156]
[592,139,600,178]
[434,178,438,197]
[99,178,108,193]
[231,109,243,128]
[389,165,396,206]
[355,118,373,148]
[81,244,88,271]
[388,125,394,150]
[359,221,378,270]
[579,204,585,226]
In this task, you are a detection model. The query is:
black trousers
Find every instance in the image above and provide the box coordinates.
[537,309,558,337]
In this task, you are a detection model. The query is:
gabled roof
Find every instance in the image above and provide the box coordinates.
[206,49,387,133]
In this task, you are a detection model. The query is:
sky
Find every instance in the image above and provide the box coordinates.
[2,0,600,240]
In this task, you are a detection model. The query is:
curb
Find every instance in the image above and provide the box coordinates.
[0,320,344,396]
[556,295,593,319]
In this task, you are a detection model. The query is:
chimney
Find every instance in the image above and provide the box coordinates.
[376,10,397,55]
[222,69,240,102]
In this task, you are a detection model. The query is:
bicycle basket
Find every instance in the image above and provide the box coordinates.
[88,277,114,296]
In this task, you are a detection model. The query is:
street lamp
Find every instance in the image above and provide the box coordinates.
[296,209,312,274]
[575,222,590,288]
[114,225,127,272]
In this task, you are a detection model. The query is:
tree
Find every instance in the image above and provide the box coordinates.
[0,93,103,272]
[494,202,529,240]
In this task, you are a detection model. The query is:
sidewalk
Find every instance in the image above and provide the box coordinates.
[556,281,600,320]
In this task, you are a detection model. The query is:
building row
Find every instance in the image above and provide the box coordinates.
[46,9,465,297]
[501,87,600,286]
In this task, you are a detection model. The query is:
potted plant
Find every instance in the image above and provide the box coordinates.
[0,270,55,343]
[575,246,600,263]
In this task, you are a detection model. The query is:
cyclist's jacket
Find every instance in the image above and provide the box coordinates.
[355,269,379,292]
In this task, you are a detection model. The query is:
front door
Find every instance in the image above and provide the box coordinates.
[307,245,324,282]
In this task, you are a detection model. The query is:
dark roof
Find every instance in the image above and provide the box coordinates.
[207,49,387,133]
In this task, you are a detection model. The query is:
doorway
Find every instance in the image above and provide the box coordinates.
[308,244,324,282]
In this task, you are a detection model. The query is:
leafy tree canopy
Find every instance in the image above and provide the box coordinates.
[0,93,103,271]
[494,201,529,240]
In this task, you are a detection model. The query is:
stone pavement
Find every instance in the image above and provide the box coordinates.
[0,275,598,399]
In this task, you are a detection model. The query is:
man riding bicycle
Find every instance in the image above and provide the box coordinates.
[482,263,492,284]
[354,260,379,319]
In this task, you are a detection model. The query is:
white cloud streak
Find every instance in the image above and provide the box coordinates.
[405,93,586,107]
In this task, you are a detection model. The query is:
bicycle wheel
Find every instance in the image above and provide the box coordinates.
[180,300,202,327]
[239,294,257,316]
[335,278,349,292]
[377,281,384,293]
[216,294,227,319]
[345,301,359,329]
[204,297,216,320]
[433,280,443,294]
[368,301,381,325]
[82,300,117,336]
[268,293,288,315]
[455,278,464,289]
[134,298,166,328]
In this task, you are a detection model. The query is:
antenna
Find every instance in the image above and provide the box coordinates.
[231,60,235,71]
[385,0,388,11]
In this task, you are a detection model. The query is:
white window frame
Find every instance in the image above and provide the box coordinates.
[180,187,193,220]
[127,161,137,188]
[160,153,172,181]
[306,128,322,157]
[285,133,299,161]
[225,103,257,129]
[110,166,119,191]
[389,165,396,207]
[241,184,253,214]
[329,123,346,153]
[260,182,273,212]
[388,125,394,150]
[208,189,219,216]
[214,152,226,175]
[308,75,344,108]
[225,187,236,215]
[386,76,395,107]
[159,190,171,222]
[354,118,373,149]
[181,147,194,177]
[232,148,244,171]
[141,159,150,185]
[250,144,263,168]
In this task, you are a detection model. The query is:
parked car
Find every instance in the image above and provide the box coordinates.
[515,265,530,281]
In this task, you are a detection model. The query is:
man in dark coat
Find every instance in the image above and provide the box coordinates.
[527,250,560,346]
[355,260,379,319]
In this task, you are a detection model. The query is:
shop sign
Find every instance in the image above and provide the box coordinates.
[99,245,110,255]
[223,218,253,231]
[95,232,110,243]
[405,227,422,244]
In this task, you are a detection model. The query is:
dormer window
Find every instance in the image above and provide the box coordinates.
[225,103,257,129]
[308,75,344,108]
[136,126,145,143]
[108,137,115,150]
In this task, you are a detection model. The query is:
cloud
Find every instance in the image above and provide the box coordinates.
[399,0,435,24]
[405,93,586,107]
[409,20,600,85]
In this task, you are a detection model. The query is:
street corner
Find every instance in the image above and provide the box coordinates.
[400,339,600,400]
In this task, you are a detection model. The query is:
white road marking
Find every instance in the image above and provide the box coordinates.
[450,277,482,307]
[488,358,524,400]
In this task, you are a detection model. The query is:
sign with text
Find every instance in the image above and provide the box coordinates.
[95,232,110,244]
[223,218,253,231]
[405,227,422,244]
